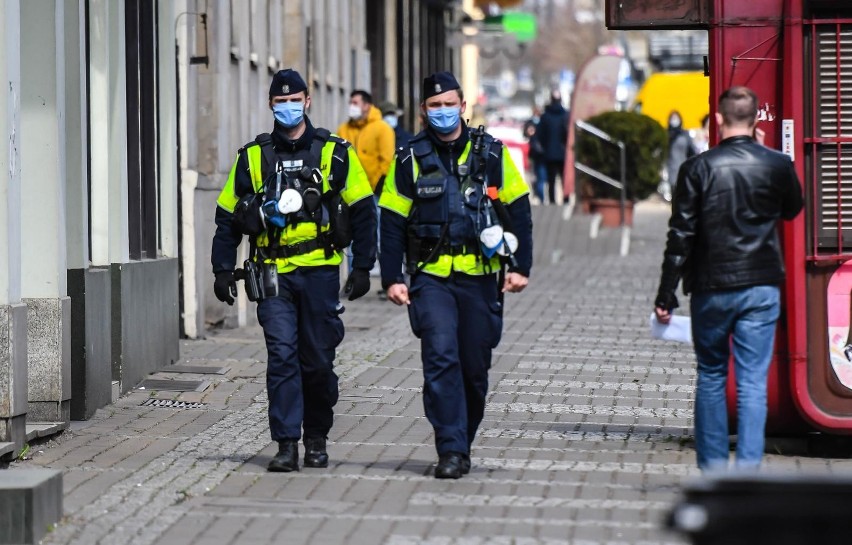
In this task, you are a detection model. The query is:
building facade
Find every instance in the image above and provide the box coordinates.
[0,0,182,457]
[366,0,462,132]
[182,0,461,336]
[0,0,466,456]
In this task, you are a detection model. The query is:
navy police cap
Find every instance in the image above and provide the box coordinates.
[422,71,460,100]
[269,69,307,98]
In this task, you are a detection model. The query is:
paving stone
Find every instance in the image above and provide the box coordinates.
[10,203,838,545]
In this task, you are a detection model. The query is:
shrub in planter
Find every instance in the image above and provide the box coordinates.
[575,111,667,202]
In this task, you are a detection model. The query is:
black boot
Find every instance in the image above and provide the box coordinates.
[268,440,299,472]
[460,453,471,475]
[303,437,329,468]
[435,452,465,479]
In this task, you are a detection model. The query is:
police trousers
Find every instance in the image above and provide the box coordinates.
[408,271,503,455]
[256,265,344,441]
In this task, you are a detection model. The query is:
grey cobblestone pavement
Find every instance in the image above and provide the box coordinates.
[14,201,852,544]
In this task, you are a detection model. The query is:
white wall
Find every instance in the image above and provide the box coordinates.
[0,0,22,305]
[158,0,179,259]
[64,0,89,271]
[88,0,129,267]
[19,0,67,299]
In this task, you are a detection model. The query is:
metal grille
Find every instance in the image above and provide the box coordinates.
[810,21,852,257]
[817,145,852,233]
[141,399,206,410]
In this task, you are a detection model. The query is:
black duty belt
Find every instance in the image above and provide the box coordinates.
[258,238,327,259]
[445,244,475,256]
[417,241,477,262]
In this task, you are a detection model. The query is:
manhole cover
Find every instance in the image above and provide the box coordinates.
[137,379,209,392]
[141,399,206,409]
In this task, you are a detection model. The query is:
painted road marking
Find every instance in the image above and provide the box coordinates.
[485,402,692,420]
[409,492,670,510]
[498,378,694,394]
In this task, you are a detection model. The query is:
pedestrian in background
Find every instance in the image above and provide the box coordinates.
[695,113,711,153]
[379,71,533,479]
[535,90,568,205]
[378,101,413,150]
[211,69,377,473]
[337,90,396,195]
[665,110,698,191]
[338,90,395,284]
[523,107,546,203]
[654,86,803,472]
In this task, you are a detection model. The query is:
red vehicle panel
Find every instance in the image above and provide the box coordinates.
[610,0,852,433]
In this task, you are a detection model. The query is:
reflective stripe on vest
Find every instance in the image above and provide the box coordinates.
[410,139,501,277]
[248,140,340,273]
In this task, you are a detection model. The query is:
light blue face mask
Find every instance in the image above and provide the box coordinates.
[273,101,304,128]
[383,114,399,129]
[427,107,461,134]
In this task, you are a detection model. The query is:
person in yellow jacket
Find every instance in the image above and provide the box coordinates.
[337,90,396,193]
[211,69,377,473]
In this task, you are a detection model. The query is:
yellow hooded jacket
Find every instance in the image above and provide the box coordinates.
[336,105,396,191]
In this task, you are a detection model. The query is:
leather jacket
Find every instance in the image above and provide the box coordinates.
[656,135,803,307]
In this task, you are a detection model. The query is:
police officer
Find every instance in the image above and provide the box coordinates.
[379,71,532,479]
[211,69,377,472]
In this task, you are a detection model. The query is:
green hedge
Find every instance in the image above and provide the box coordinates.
[575,111,667,201]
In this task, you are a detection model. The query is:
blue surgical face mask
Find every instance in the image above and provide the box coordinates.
[427,106,461,134]
[383,114,398,129]
[273,101,304,128]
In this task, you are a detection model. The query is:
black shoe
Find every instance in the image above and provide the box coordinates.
[460,453,471,475]
[268,440,299,472]
[435,452,465,479]
[303,436,329,468]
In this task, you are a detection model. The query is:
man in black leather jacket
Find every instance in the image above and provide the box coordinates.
[654,86,803,471]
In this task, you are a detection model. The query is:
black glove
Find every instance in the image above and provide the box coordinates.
[214,271,238,305]
[654,291,680,312]
[343,268,371,301]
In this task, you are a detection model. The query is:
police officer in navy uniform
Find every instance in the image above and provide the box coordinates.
[211,69,377,472]
[379,72,533,479]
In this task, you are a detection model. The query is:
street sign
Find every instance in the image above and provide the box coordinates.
[483,13,537,43]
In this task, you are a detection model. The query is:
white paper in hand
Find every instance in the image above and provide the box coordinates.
[649,313,693,344]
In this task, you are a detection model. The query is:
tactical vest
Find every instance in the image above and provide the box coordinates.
[408,133,496,250]
[247,129,349,263]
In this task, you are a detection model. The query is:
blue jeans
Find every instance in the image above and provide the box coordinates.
[534,163,547,203]
[690,285,780,471]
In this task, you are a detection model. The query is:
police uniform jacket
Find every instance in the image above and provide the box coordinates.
[212,118,377,275]
[378,124,533,289]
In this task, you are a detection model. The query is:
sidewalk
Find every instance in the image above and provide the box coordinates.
[13,202,848,545]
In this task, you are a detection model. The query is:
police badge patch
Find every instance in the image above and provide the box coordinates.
[434,84,442,93]
[283,84,290,94]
